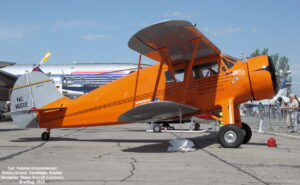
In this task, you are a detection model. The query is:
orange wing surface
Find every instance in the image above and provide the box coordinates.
[128,20,221,65]
[118,101,199,122]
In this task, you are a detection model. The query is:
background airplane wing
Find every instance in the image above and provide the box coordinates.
[128,20,221,65]
[0,61,17,101]
[118,101,199,122]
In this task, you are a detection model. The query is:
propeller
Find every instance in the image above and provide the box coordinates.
[39,51,52,65]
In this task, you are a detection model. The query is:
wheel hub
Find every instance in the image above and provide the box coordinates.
[224,131,237,144]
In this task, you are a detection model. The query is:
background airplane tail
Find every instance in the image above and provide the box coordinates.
[10,71,63,128]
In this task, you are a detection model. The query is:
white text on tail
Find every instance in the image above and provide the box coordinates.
[10,72,63,128]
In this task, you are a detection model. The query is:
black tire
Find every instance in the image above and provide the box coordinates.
[218,124,244,148]
[242,122,252,144]
[41,132,50,141]
[153,124,161,132]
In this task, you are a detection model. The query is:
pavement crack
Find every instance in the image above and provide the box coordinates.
[61,127,86,137]
[192,139,270,185]
[97,153,110,159]
[122,157,137,181]
[0,142,47,162]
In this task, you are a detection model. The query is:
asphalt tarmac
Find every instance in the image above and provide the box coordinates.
[0,120,300,185]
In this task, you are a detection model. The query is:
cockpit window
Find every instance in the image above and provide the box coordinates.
[193,61,219,79]
[224,55,238,63]
[221,65,227,72]
[165,68,185,83]
[222,57,234,68]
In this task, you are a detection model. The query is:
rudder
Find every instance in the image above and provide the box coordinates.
[10,71,63,128]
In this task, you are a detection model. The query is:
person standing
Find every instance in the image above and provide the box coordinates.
[288,94,299,133]
[258,102,264,119]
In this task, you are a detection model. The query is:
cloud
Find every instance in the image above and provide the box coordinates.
[162,11,192,19]
[0,20,38,40]
[54,20,98,29]
[200,26,241,36]
[82,34,114,40]
[0,26,25,40]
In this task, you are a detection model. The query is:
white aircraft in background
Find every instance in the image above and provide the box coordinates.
[0,52,149,101]
[243,80,290,108]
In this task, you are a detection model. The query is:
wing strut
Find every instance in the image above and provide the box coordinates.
[163,48,177,83]
[183,38,201,100]
[132,54,142,107]
[150,47,180,102]
[151,49,164,101]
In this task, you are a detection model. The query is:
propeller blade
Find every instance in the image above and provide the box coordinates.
[39,51,52,65]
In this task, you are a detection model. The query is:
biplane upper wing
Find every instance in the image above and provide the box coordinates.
[118,101,199,122]
[128,20,221,65]
[0,61,17,101]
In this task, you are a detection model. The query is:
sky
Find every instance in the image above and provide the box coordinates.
[0,0,300,93]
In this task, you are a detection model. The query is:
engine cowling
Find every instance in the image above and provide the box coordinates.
[247,56,278,100]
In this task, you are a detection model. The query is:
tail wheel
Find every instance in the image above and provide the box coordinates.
[242,122,252,144]
[218,124,244,148]
[41,132,50,141]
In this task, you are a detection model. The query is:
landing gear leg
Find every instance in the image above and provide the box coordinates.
[41,128,51,141]
[219,100,244,148]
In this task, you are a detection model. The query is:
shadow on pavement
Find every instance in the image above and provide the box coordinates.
[245,142,266,146]
[0,128,26,132]
[10,132,219,153]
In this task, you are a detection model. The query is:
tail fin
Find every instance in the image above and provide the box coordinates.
[281,80,288,89]
[10,71,63,128]
[277,80,289,97]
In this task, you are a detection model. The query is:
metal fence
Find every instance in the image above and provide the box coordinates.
[241,105,299,134]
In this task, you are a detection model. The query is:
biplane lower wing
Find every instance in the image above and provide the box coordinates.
[118,101,199,122]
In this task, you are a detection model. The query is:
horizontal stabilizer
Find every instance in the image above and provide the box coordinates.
[118,101,199,122]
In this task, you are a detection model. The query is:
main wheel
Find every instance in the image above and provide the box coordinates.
[242,122,252,144]
[218,124,244,148]
[153,124,161,132]
[41,132,50,141]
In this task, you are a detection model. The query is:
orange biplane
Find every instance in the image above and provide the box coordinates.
[9,20,278,148]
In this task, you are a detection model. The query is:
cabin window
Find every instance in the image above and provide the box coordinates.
[165,68,185,83]
[165,71,173,83]
[211,63,219,74]
[193,61,219,79]
[174,69,184,82]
